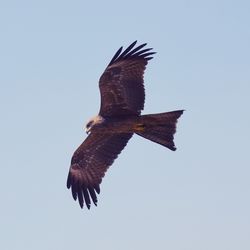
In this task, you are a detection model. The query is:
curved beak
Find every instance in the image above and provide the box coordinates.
[85,127,90,134]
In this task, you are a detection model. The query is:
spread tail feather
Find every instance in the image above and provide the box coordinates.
[136,110,184,151]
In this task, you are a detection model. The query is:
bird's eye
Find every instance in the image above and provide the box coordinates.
[86,121,92,128]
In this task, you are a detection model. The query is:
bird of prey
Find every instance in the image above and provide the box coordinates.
[67,41,184,209]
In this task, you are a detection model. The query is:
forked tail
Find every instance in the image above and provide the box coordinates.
[136,110,184,151]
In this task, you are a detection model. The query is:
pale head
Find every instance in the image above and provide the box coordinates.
[85,115,105,134]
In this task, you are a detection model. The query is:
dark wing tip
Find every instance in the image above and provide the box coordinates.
[94,184,100,194]
[174,110,185,119]
[108,41,156,66]
[67,171,100,209]
[66,173,71,189]
[169,145,177,151]
[71,184,78,201]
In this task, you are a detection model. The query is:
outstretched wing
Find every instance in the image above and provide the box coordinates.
[99,41,156,117]
[67,132,133,209]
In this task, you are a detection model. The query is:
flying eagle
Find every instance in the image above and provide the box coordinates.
[67,41,184,209]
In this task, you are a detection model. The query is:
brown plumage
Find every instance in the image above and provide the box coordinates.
[67,41,184,209]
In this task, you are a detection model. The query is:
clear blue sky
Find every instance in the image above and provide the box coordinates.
[1,1,250,249]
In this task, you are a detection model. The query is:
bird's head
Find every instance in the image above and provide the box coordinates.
[85,115,104,134]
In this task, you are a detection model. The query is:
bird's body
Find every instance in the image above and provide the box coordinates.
[86,115,138,134]
[67,41,184,209]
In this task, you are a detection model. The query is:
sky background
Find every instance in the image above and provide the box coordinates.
[1,1,250,249]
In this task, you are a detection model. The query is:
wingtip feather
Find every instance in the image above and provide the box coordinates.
[77,188,84,208]
[94,184,101,194]
[66,173,71,189]
[108,41,155,66]
[71,185,77,201]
